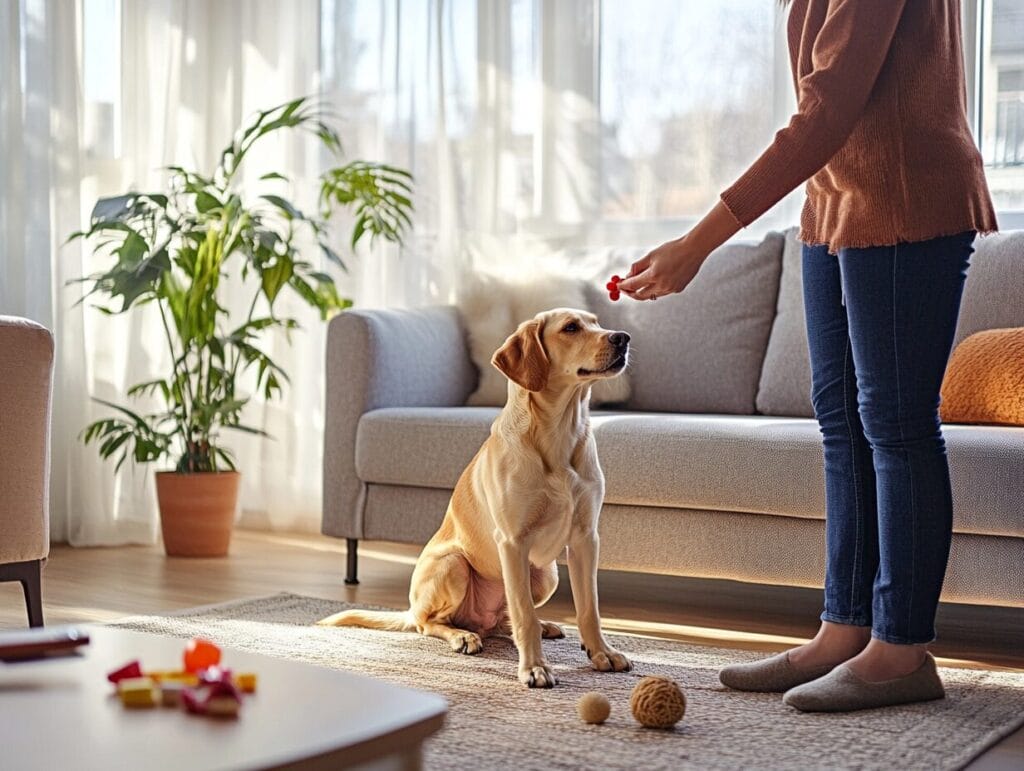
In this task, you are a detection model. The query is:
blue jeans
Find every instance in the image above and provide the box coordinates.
[802,232,974,645]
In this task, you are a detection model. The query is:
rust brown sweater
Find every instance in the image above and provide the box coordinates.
[720,0,997,252]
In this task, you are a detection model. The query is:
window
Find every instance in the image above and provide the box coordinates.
[976,0,1024,214]
[81,0,121,160]
[598,0,777,224]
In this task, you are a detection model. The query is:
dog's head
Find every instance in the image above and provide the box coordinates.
[491,308,630,393]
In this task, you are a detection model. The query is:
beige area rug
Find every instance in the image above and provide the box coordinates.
[111,593,1024,771]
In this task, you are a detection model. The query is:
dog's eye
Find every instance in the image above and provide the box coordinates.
[562,322,579,333]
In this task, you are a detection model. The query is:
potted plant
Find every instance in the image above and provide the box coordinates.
[71,98,413,556]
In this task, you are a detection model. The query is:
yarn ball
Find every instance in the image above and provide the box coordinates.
[629,676,686,729]
[577,692,611,724]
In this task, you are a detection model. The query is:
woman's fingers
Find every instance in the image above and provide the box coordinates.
[616,269,652,293]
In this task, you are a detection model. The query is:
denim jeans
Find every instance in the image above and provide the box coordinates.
[802,231,975,645]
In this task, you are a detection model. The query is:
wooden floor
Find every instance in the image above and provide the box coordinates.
[2,530,1021,768]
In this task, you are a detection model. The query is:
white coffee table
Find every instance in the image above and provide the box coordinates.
[0,625,447,770]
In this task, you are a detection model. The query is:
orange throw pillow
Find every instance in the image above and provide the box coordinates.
[941,328,1024,426]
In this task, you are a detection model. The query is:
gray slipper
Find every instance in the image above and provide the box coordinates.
[783,653,945,712]
[719,651,835,693]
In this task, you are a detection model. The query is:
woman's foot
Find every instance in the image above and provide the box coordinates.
[783,653,944,712]
[788,621,871,670]
[844,638,929,681]
[719,621,869,692]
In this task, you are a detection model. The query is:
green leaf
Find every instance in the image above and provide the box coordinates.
[260,257,294,305]
[91,194,135,223]
[261,194,303,220]
[195,191,222,213]
[259,172,289,181]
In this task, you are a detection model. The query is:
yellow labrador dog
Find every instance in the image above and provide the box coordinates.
[317,308,632,688]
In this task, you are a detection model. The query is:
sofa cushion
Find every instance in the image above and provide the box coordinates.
[755,229,814,417]
[955,231,1024,346]
[355,407,1024,538]
[755,229,1024,418]
[574,232,784,414]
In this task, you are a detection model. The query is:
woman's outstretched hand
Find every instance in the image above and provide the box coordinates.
[616,199,742,302]
[617,237,706,301]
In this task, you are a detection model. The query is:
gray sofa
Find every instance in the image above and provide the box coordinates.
[322,229,1024,607]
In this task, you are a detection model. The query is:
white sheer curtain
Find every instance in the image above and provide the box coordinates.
[2,0,795,544]
[320,0,799,308]
[3,0,333,543]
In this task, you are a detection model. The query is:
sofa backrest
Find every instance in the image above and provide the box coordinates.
[755,229,1024,418]
[582,232,785,414]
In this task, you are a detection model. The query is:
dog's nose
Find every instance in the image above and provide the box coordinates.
[609,332,630,349]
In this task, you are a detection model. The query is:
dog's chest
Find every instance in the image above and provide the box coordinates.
[527,470,594,564]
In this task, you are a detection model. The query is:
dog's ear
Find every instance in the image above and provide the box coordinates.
[492,319,549,392]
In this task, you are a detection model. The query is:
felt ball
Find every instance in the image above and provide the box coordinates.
[611,275,622,283]
[577,691,611,724]
[606,281,618,291]
[629,676,686,729]
[609,291,620,302]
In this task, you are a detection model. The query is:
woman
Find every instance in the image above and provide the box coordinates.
[617,0,997,712]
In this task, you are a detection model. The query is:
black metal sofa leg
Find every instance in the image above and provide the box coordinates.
[0,560,44,627]
[345,539,360,585]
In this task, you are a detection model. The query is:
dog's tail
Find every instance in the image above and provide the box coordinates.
[315,608,416,632]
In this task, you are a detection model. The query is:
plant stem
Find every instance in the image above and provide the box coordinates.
[156,300,192,462]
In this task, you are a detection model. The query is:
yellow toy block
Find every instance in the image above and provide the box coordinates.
[234,673,257,693]
[146,670,200,686]
[117,677,159,708]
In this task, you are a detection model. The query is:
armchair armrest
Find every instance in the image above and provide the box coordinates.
[322,306,477,538]
[0,317,55,564]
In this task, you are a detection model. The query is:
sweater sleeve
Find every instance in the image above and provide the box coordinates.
[719,0,908,227]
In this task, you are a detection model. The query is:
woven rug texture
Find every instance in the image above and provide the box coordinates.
[111,593,1024,771]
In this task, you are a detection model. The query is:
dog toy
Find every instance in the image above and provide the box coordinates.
[184,638,221,673]
[106,642,254,718]
[234,672,258,693]
[605,275,622,302]
[117,676,160,708]
[182,678,243,718]
[577,692,611,724]
[107,660,143,684]
[629,676,686,729]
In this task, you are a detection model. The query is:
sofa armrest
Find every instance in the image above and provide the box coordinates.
[322,306,477,538]
[0,317,55,563]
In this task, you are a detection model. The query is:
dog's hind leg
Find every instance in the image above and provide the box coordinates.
[531,561,565,639]
[409,549,485,655]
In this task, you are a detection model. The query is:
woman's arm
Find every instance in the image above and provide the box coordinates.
[619,0,908,301]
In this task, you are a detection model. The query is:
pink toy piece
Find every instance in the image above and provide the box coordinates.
[107,660,143,684]
[182,679,243,717]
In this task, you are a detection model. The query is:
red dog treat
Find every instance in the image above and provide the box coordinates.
[607,274,623,302]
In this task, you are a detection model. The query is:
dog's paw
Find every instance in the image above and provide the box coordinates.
[586,646,632,673]
[519,664,558,688]
[540,621,566,639]
[450,631,484,655]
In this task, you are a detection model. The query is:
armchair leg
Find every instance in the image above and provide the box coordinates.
[0,559,44,627]
[345,539,360,585]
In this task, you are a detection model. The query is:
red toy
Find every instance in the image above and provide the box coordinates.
[184,638,222,673]
[606,274,622,302]
[107,660,143,684]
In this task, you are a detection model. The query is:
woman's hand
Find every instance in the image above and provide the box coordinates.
[616,199,742,301]
[616,236,707,301]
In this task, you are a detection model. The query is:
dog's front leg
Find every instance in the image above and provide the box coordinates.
[567,530,632,673]
[496,536,557,688]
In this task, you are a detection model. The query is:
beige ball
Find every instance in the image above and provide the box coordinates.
[577,691,611,724]
[629,676,686,729]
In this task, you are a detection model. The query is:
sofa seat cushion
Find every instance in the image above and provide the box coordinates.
[355,408,1024,538]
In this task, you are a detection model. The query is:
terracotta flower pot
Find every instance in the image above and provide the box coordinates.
[155,471,240,557]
